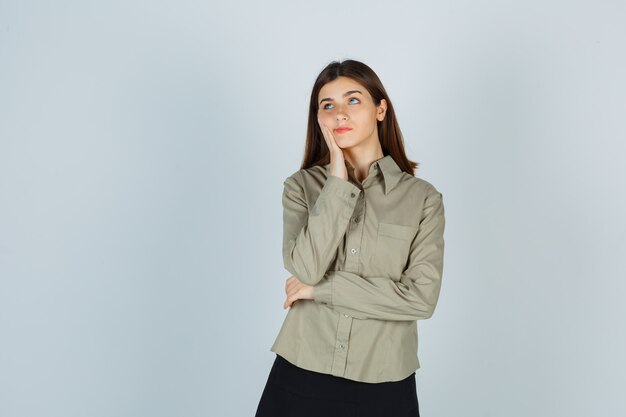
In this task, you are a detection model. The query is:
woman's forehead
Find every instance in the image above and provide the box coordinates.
[318,77,369,99]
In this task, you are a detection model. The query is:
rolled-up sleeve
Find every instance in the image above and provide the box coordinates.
[313,187,445,321]
[282,172,362,286]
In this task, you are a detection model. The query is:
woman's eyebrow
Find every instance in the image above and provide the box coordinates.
[319,90,363,105]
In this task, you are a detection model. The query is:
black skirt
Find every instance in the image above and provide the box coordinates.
[255,354,420,417]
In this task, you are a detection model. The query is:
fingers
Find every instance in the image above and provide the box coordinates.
[317,117,347,180]
[284,276,302,309]
[285,276,298,294]
[317,116,338,152]
[284,275,314,309]
[285,279,301,298]
[283,277,298,309]
[284,297,298,309]
[317,116,329,148]
[324,125,338,151]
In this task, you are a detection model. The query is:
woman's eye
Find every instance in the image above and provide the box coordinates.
[322,98,359,110]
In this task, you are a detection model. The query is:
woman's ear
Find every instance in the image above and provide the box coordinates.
[377,99,388,122]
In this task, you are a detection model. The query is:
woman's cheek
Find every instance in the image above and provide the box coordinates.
[319,112,335,124]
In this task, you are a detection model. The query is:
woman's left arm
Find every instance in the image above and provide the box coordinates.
[313,187,445,321]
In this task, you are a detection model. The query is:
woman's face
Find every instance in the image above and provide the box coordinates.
[317,76,387,150]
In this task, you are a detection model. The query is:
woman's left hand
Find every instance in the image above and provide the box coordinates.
[283,275,314,309]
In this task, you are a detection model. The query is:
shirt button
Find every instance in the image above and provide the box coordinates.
[339,344,345,350]
[350,192,356,198]
[353,217,360,223]
[350,248,357,255]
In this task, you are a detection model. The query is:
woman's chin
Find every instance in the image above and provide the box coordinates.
[335,136,356,148]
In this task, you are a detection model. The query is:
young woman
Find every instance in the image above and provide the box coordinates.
[255,59,446,417]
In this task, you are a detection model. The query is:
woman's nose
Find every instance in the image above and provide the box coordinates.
[336,112,348,121]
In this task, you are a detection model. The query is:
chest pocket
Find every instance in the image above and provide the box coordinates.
[372,222,418,279]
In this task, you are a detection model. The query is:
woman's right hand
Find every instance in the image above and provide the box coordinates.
[318,116,348,181]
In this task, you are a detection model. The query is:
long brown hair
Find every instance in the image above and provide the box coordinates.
[301,59,419,175]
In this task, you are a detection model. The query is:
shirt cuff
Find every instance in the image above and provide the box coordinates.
[313,276,333,306]
[323,174,362,199]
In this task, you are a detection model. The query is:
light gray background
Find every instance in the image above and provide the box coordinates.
[1,1,625,416]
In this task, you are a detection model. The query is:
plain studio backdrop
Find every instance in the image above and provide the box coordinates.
[1,1,625,416]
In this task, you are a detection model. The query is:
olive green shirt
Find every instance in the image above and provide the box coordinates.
[270,154,445,383]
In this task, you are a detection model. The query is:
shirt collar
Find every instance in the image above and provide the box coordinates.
[323,154,404,195]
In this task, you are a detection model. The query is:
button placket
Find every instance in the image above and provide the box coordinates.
[346,192,365,272]
[331,314,354,377]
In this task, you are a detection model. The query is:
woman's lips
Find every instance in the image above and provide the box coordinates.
[335,127,353,133]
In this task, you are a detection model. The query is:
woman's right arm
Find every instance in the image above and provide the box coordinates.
[282,172,361,286]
